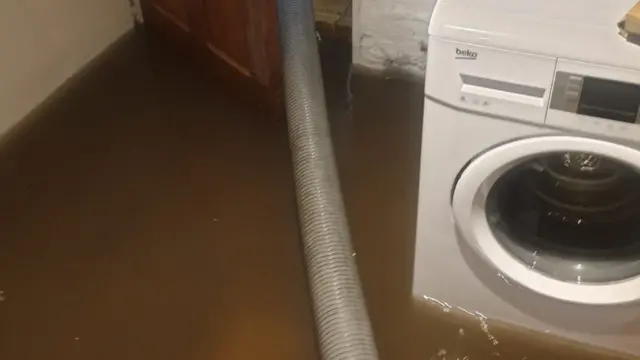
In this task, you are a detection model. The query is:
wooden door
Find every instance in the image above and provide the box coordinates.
[140,0,283,119]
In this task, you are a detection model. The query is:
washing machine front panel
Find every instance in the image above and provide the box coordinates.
[413,100,640,356]
[418,1,640,353]
[452,136,640,305]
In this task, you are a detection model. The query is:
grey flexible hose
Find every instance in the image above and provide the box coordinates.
[276,1,379,360]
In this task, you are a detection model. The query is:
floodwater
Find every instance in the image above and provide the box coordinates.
[409,298,635,360]
[0,32,635,359]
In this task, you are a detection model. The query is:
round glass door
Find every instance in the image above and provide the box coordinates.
[452,136,640,305]
[486,151,640,284]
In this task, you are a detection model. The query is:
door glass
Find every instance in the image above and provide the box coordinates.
[485,151,640,284]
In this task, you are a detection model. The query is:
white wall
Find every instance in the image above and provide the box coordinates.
[353,0,438,79]
[0,0,134,135]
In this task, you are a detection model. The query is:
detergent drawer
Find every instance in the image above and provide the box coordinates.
[425,36,557,124]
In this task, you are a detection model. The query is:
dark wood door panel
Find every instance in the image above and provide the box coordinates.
[201,0,253,76]
[244,0,280,87]
[140,0,284,120]
[145,0,192,32]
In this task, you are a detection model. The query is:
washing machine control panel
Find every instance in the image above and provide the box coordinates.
[550,72,640,124]
[426,37,640,142]
[546,59,640,142]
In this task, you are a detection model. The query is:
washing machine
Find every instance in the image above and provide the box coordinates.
[413,0,640,356]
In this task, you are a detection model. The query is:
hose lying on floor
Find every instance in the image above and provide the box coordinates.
[276,1,379,360]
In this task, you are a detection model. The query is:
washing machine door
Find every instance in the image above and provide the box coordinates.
[452,136,640,305]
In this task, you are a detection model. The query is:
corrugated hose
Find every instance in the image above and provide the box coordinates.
[276,0,380,360]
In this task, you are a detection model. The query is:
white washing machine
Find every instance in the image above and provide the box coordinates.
[414,0,640,356]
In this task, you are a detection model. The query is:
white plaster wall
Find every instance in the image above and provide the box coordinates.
[0,0,134,135]
[353,0,438,79]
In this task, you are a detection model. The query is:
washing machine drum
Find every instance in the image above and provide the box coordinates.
[452,136,640,305]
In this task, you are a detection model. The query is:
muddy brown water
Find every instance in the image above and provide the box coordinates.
[0,32,634,359]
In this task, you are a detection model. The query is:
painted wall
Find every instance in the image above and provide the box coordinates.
[353,0,438,79]
[0,0,134,135]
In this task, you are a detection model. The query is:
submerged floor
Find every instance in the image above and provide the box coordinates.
[0,32,632,360]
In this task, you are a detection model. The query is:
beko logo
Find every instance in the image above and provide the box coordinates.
[455,48,477,60]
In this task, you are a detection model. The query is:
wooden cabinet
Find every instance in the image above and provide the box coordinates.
[140,0,283,119]
[201,1,253,75]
